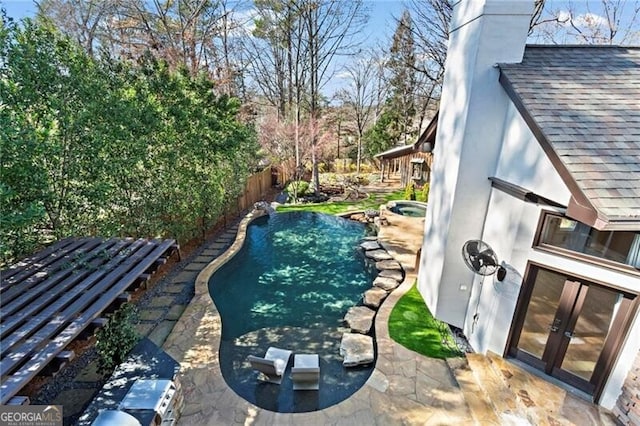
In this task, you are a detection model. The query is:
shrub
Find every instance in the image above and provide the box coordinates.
[417,183,430,202]
[360,163,374,174]
[404,182,416,200]
[285,180,310,202]
[95,303,139,374]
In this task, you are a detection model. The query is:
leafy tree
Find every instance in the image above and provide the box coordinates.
[1,17,259,264]
[362,108,400,159]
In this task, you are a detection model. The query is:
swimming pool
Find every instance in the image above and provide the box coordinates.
[209,211,376,412]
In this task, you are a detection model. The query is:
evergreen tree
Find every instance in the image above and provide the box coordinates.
[387,9,417,145]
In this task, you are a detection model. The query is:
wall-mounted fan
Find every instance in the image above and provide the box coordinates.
[461,240,507,281]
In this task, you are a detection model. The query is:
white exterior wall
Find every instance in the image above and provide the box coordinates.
[418,1,640,407]
[418,0,534,327]
[466,100,570,352]
[469,103,640,409]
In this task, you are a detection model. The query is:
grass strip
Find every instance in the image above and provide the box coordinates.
[388,282,463,359]
[276,190,406,215]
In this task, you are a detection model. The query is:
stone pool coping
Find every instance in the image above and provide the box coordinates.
[161,208,474,425]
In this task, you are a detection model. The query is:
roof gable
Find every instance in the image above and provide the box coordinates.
[374,112,439,160]
[499,46,640,230]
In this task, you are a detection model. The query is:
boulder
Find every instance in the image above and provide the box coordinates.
[350,213,365,222]
[363,287,388,309]
[373,276,401,292]
[340,333,375,367]
[344,306,376,334]
[375,259,403,272]
[364,249,393,261]
[360,240,381,251]
[378,269,404,282]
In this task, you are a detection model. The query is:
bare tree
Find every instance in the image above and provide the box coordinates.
[36,0,120,57]
[400,0,451,132]
[38,0,247,91]
[530,0,640,45]
[301,0,367,192]
[337,53,377,174]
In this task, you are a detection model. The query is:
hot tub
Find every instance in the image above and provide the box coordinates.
[387,201,427,218]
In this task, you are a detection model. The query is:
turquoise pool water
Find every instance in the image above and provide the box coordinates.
[209,211,376,412]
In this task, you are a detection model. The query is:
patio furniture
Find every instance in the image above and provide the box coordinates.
[291,354,320,390]
[247,347,292,384]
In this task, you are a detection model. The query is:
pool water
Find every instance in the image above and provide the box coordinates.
[209,211,377,413]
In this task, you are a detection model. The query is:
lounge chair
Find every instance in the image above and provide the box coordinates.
[247,347,292,384]
[291,354,320,390]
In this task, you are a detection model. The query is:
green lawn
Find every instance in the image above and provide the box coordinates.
[388,283,463,359]
[276,189,405,215]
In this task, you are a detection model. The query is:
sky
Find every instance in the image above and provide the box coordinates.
[1,0,405,32]
[3,1,637,94]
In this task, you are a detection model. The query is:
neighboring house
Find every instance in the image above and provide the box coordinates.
[374,112,438,188]
[417,0,640,417]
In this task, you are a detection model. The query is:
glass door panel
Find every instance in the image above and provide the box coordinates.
[518,269,566,359]
[559,286,619,381]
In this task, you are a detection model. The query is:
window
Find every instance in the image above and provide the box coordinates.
[411,162,423,180]
[537,213,640,268]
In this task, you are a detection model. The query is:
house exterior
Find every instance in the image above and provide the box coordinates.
[417,0,640,416]
[374,112,438,188]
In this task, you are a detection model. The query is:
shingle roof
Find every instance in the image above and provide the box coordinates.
[498,46,640,230]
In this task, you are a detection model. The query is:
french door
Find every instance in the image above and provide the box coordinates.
[509,266,636,397]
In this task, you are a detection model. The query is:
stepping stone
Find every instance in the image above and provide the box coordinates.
[360,241,381,251]
[149,296,174,308]
[378,269,404,282]
[375,259,402,272]
[164,283,186,294]
[166,304,186,321]
[208,242,226,250]
[373,276,401,292]
[171,270,198,283]
[340,333,375,367]
[139,309,164,322]
[363,287,389,309]
[148,320,177,346]
[184,263,207,271]
[201,249,221,256]
[193,255,214,263]
[344,306,376,334]
[364,249,393,261]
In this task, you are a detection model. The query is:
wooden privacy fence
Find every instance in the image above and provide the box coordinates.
[236,167,272,212]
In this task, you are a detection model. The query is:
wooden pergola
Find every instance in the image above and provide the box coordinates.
[0,237,179,405]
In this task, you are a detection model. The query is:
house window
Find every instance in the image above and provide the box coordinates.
[537,212,640,268]
[411,162,423,180]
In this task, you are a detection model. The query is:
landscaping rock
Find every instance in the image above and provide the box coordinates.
[373,276,401,292]
[364,249,393,261]
[378,269,404,282]
[344,306,376,334]
[375,259,403,272]
[340,333,375,367]
[360,240,381,251]
[363,288,388,309]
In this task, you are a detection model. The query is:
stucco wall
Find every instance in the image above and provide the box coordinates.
[418,0,533,328]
